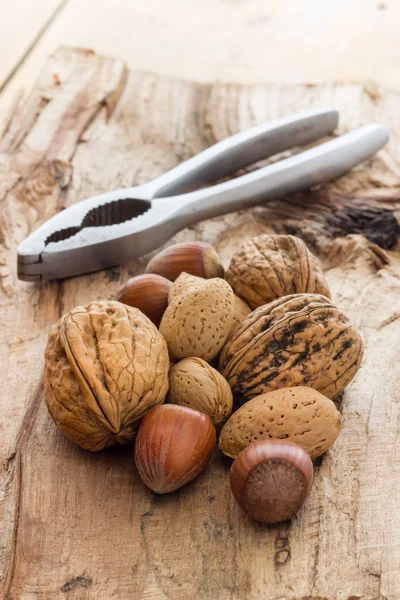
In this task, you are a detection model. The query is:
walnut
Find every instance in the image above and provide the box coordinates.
[226,234,331,309]
[219,293,363,403]
[44,301,169,451]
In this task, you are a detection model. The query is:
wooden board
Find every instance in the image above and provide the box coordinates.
[3,0,400,139]
[1,47,400,600]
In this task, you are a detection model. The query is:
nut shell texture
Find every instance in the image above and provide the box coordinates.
[219,293,363,402]
[168,274,249,337]
[168,272,204,304]
[160,278,234,362]
[219,387,342,459]
[168,358,233,427]
[226,234,330,309]
[135,404,216,493]
[44,301,169,451]
[230,440,313,523]
[231,295,251,333]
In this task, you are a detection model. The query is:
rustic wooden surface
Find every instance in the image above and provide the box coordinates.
[2,0,400,137]
[1,47,400,600]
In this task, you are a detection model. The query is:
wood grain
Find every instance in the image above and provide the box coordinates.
[1,47,400,600]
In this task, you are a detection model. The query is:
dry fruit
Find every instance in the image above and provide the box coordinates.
[230,440,313,523]
[146,241,224,281]
[44,301,169,451]
[226,234,330,309]
[219,293,363,402]
[168,357,233,427]
[231,294,251,332]
[116,273,171,327]
[168,272,204,304]
[219,387,342,459]
[135,404,216,493]
[169,272,250,336]
[160,278,234,362]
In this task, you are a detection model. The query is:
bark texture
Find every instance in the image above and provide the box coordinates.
[0,47,400,600]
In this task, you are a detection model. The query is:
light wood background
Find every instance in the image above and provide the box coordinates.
[1,0,400,132]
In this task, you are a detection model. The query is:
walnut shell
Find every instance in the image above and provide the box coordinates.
[226,234,331,309]
[44,301,169,451]
[160,278,234,362]
[219,293,363,403]
[168,358,233,427]
[219,387,342,459]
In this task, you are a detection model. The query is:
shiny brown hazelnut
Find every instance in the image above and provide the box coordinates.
[134,405,216,493]
[145,241,224,281]
[116,273,172,327]
[229,440,313,524]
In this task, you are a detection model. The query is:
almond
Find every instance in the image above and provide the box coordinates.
[168,272,203,304]
[219,386,342,459]
[230,295,251,333]
[169,273,250,338]
[168,358,233,427]
[159,278,234,362]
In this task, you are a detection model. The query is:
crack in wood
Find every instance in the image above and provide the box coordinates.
[2,384,44,598]
[60,574,93,593]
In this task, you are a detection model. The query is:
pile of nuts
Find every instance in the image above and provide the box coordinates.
[44,234,364,524]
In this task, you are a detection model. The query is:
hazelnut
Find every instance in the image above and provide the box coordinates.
[145,241,224,281]
[135,405,216,493]
[116,273,171,327]
[230,440,313,524]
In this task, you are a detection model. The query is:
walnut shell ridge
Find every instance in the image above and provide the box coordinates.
[219,293,364,403]
[226,234,331,309]
[44,301,169,451]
